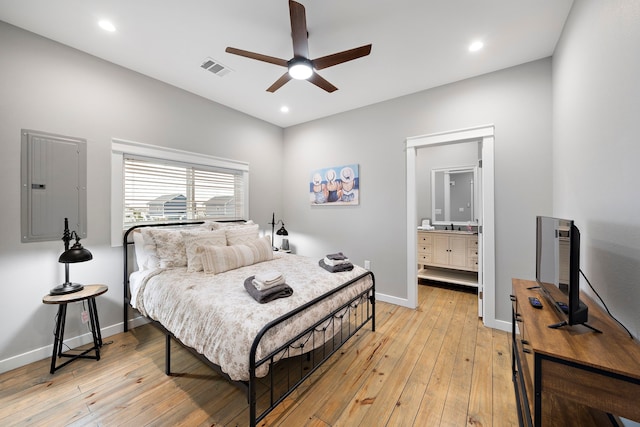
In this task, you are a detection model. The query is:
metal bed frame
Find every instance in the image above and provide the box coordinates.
[123,222,375,426]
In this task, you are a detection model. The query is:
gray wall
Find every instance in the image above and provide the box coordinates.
[0,22,283,369]
[553,0,640,337]
[283,58,554,318]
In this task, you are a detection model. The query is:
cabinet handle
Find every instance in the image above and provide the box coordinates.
[523,348,532,354]
[510,295,516,302]
[521,339,529,345]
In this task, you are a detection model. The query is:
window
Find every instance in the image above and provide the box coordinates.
[111,139,249,246]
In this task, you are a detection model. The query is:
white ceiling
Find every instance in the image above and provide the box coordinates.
[0,0,573,128]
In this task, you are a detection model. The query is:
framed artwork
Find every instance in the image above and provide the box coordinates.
[309,164,359,205]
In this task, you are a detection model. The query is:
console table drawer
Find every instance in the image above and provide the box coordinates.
[541,357,640,422]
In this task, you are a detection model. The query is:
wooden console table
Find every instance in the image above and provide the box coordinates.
[511,278,640,426]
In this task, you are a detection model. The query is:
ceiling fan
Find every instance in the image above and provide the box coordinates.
[225,0,372,93]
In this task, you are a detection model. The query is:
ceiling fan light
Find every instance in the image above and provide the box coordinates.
[288,59,313,80]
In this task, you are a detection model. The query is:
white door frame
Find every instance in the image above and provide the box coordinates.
[406,125,497,328]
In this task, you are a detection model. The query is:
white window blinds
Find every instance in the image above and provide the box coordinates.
[123,156,246,227]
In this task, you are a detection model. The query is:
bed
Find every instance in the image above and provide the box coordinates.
[122,221,375,426]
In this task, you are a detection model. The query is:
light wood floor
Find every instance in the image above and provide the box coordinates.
[0,284,517,426]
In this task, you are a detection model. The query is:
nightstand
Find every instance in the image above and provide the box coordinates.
[42,284,108,374]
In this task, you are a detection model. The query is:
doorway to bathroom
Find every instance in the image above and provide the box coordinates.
[405,125,496,327]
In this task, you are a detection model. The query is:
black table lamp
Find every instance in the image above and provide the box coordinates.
[269,212,290,251]
[276,223,289,251]
[50,218,93,295]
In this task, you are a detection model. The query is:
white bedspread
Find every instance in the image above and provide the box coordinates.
[133,252,372,381]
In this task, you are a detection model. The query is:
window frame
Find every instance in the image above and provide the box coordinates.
[111,139,249,246]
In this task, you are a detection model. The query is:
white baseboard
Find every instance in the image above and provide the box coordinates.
[0,316,149,375]
[128,315,150,329]
[485,317,512,333]
[375,292,413,308]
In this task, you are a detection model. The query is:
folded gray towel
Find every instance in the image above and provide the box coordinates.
[326,252,348,261]
[244,276,293,303]
[319,259,354,272]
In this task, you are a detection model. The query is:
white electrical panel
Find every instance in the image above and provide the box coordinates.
[21,129,87,242]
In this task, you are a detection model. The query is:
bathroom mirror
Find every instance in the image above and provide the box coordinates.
[431,166,478,225]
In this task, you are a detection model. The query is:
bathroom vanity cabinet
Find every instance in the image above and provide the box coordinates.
[417,230,478,286]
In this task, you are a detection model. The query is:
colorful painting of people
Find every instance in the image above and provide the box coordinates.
[309,164,359,205]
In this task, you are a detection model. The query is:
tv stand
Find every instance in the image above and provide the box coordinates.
[511,278,640,426]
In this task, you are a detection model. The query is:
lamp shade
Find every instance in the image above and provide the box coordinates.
[276,225,288,236]
[59,242,93,263]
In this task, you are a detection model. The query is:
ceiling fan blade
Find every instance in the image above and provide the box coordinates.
[289,0,309,58]
[312,44,372,70]
[308,72,338,93]
[225,47,288,67]
[266,72,293,92]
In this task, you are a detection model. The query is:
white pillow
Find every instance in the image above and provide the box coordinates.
[225,223,260,245]
[135,229,160,270]
[132,230,148,270]
[181,229,227,272]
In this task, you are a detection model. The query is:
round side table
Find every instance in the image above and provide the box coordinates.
[43,284,108,374]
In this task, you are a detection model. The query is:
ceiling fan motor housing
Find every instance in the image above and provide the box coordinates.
[288,57,313,80]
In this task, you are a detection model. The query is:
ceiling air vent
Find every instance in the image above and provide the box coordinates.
[201,57,233,77]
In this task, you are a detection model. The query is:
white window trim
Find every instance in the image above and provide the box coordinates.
[110,138,249,247]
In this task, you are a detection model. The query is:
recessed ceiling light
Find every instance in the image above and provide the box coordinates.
[469,41,484,52]
[98,20,116,32]
[280,106,290,113]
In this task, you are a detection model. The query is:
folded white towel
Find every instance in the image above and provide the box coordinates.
[253,271,285,290]
[323,256,351,267]
[255,270,283,284]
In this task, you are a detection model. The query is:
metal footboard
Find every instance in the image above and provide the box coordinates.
[248,270,375,426]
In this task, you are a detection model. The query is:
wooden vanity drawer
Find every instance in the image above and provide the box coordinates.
[418,244,432,255]
[418,233,433,244]
[418,253,432,264]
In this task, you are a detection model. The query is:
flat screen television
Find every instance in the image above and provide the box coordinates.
[535,216,589,327]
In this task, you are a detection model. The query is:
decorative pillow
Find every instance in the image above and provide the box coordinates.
[199,236,273,274]
[204,219,255,230]
[246,235,274,264]
[181,229,227,272]
[138,228,160,269]
[146,228,189,268]
[202,220,227,230]
[225,223,260,245]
